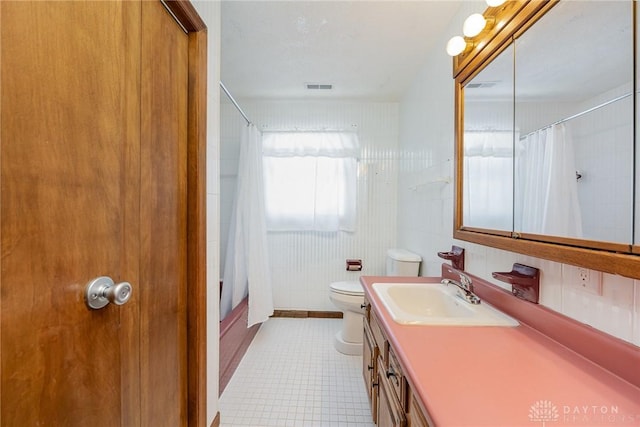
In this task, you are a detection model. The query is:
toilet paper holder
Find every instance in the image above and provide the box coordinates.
[346,259,362,271]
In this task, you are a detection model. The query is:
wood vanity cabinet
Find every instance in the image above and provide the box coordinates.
[363,297,432,427]
[363,313,378,422]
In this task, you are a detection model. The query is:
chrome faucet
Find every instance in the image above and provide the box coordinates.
[441,273,481,305]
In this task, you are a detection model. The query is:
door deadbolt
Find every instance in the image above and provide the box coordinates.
[85,276,132,310]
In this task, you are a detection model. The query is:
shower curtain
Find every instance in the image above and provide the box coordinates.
[221,124,274,327]
[516,123,583,237]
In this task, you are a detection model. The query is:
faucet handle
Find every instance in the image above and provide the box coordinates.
[458,273,472,289]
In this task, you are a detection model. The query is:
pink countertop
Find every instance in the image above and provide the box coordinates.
[361,273,640,427]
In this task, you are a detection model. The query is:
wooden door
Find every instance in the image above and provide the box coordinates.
[0,1,205,425]
[140,1,189,424]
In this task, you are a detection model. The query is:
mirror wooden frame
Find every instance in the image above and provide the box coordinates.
[453,0,640,279]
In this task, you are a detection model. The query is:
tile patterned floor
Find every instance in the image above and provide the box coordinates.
[219,318,375,427]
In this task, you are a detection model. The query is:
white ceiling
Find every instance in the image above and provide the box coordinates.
[221,1,463,101]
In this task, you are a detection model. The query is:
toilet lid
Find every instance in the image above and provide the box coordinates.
[330,281,364,296]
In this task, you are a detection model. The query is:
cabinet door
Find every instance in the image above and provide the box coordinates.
[408,392,431,427]
[376,357,406,427]
[363,321,378,422]
[388,345,406,410]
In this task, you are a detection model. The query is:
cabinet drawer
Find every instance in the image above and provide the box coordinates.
[369,309,387,360]
[387,345,406,409]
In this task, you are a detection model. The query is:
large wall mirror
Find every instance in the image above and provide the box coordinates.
[454,0,640,278]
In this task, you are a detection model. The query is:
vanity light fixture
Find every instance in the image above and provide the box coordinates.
[463,13,488,37]
[447,4,505,56]
[446,35,468,57]
[447,2,504,56]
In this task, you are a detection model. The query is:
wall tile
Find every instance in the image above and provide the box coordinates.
[485,248,518,292]
[536,260,563,311]
[559,270,634,342]
[207,135,220,194]
[460,242,487,279]
[220,101,400,311]
[206,194,219,243]
[602,273,635,311]
[561,285,598,327]
[207,239,219,290]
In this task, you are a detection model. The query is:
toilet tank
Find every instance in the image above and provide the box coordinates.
[386,248,422,276]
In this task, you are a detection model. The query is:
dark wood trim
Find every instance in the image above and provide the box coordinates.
[308,311,343,319]
[454,229,640,280]
[186,27,208,427]
[164,0,207,32]
[272,310,343,319]
[169,1,208,426]
[456,225,631,254]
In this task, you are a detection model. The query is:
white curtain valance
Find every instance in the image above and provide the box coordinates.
[262,131,360,158]
[464,131,513,158]
[262,131,359,233]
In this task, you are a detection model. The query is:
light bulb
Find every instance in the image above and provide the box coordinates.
[486,0,506,7]
[463,13,487,37]
[446,36,467,57]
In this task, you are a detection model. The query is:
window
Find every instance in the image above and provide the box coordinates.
[262,132,359,232]
[463,130,513,230]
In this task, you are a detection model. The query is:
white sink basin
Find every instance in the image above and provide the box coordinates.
[372,282,519,327]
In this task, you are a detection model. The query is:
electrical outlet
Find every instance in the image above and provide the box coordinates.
[571,266,603,295]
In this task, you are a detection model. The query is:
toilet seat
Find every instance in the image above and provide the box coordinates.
[329,281,364,296]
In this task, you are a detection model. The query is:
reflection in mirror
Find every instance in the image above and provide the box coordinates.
[463,44,514,232]
[513,1,634,243]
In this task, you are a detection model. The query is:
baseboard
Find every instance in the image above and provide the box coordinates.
[219,297,261,395]
[272,310,343,319]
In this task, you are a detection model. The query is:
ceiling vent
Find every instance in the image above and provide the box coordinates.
[466,81,497,89]
[305,83,333,90]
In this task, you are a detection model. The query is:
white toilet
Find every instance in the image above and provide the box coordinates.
[329,248,422,355]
